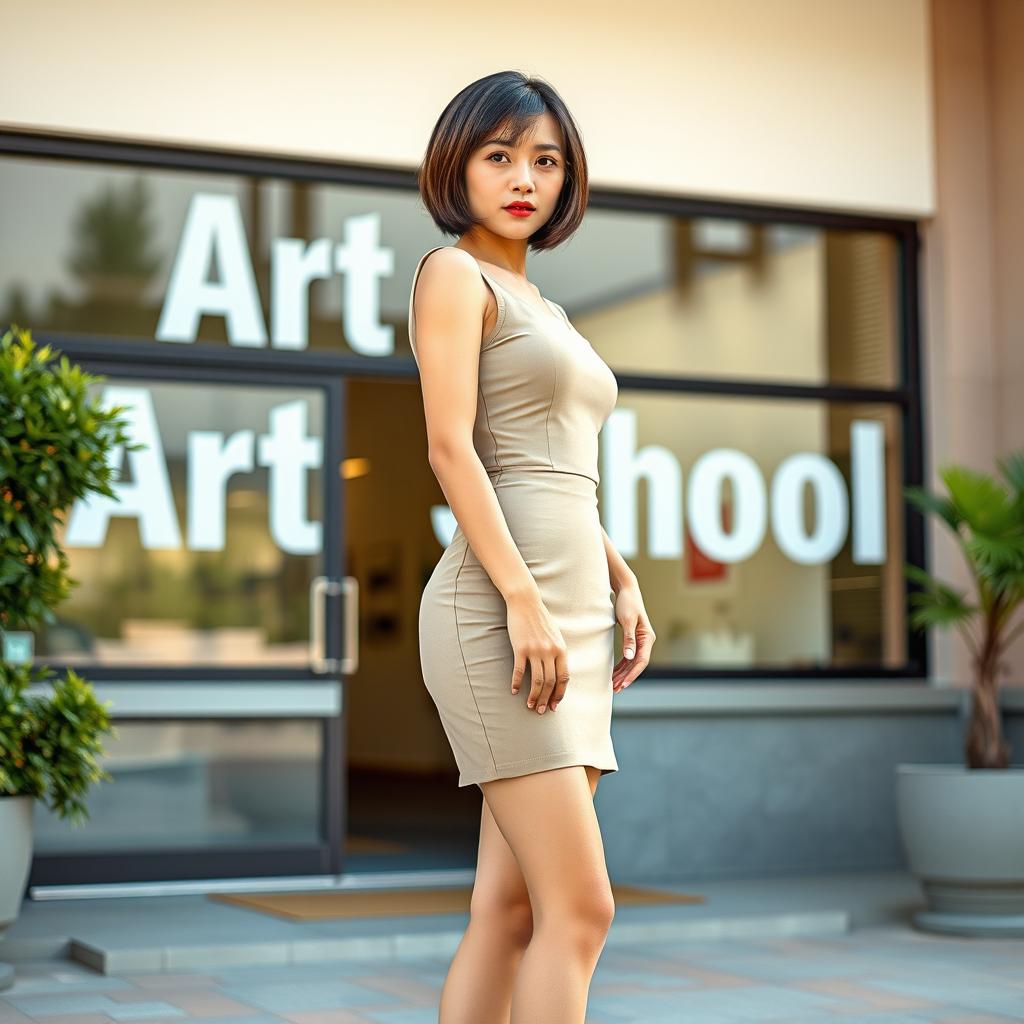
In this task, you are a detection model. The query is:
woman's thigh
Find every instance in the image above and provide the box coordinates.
[473,765,600,907]
[475,765,611,929]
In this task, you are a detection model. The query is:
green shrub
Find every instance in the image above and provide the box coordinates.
[1,324,141,822]
[0,662,113,824]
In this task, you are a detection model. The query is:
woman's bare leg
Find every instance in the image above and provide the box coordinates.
[438,766,603,1024]
[482,765,613,1024]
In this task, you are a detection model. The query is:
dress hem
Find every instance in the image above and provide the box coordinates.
[458,749,619,788]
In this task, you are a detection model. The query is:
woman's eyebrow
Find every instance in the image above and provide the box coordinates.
[482,138,562,153]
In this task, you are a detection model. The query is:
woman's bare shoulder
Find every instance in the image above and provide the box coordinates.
[413,246,487,316]
[415,245,481,289]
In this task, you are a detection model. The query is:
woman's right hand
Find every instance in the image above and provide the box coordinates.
[505,590,569,715]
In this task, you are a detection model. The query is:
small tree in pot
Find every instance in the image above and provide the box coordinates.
[1,324,139,986]
[897,451,1024,936]
[904,453,1024,768]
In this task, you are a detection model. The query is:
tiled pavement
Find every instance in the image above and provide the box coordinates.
[2,924,1024,1024]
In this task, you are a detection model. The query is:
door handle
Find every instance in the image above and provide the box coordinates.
[340,576,359,675]
[309,576,337,674]
[309,573,358,675]
[309,575,359,675]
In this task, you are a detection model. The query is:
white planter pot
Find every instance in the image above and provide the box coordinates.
[896,764,1024,937]
[0,794,34,990]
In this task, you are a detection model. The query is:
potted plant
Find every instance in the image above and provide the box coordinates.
[0,324,138,988]
[896,452,1024,937]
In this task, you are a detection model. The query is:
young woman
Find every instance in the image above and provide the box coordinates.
[407,70,656,1024]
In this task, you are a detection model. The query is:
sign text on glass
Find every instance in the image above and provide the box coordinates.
[156,193,393,354]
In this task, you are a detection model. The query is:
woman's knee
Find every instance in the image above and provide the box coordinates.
[575,882,616,936]
[537,880,615,949]
[469,890,534,947]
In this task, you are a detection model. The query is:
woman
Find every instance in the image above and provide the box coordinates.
[408,69,656,1023]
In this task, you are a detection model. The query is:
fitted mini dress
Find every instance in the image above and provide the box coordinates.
[408,245,620,788]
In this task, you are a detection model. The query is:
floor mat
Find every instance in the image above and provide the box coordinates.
[209,884,705,920]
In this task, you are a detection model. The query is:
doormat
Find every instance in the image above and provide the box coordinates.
[209,884,705,921]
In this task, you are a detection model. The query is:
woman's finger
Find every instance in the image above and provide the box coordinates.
[613,620,656,690]
[536,654,557,713]
[527,656,545,709]
[511,652,526,695]
[620,618,638,661]
[548,649,571,711]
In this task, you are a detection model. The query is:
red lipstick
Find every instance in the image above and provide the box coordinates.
[503,201,535,217]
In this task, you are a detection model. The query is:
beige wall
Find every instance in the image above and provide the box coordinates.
[924,0,1024,687]
[1,0,933,216]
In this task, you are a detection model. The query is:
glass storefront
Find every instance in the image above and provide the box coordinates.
[0,161,902,391]
[0,138,925,886]
[34,720,324,852]
[44,378,327,668]
[598,396,906,670]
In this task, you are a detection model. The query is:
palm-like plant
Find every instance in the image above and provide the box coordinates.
[904,451,1024,769]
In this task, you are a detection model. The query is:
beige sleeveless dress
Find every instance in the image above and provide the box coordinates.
[408,245,620,788]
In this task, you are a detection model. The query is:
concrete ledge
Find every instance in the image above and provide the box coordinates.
[6,871,918,975]
[56,906,851,974]
[25,681,342,718]
[612,681,1024,716]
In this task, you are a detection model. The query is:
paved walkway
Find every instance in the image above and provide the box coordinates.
[2,923,1024,1023]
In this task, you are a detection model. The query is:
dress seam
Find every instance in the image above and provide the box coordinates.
[453,540,499,778]
[477,267,505,484]
[486,466,598,486]
[480,270,507,350]
[477,382,502,478]
[545,334,557,471]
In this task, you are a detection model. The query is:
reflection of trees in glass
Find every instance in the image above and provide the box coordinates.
[1,176,165,337]
[0,281,36,331]
[69,176,162,288]
[64,176,163,335]
[61,532,312,647]
[48,441,317,657]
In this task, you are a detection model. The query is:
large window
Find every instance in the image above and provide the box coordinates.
[598,395,906,671]
[45,378,327,668]
[33,720,324,853]
[529,205,920,675]
[0,140,923,680]
[535,215,902,389]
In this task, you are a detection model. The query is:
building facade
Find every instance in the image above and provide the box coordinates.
[1,0,1022,893]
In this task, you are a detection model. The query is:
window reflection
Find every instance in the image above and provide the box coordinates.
[599,395,905,669]
[0,151,917,675]
[0,156,425,356]
[42,380,326,667]
[1,155,900,387]
[533,214,900,387]
[33,720,322,851]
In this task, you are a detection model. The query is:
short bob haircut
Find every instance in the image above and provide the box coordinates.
[417,70,589,252]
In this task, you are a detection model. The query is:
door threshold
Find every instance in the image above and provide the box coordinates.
[29,868,477,901]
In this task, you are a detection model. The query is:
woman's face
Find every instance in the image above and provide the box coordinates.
[464,111,566,239]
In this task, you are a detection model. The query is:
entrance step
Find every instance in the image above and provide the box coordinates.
[10,900,851,975]
[4,871,924,975]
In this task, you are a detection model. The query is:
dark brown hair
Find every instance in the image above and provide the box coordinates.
[417,70,589,251]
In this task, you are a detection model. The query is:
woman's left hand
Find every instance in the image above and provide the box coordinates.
[612,582,656,691]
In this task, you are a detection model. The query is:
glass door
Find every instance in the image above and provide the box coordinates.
[28,360,356,888]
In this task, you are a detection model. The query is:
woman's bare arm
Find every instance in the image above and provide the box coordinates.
[413,246,574,714]
[600,525,636,594]
[600,525,655,689]
[413,246,538,604]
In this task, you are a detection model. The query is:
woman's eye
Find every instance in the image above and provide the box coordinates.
[487,153,558,167]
